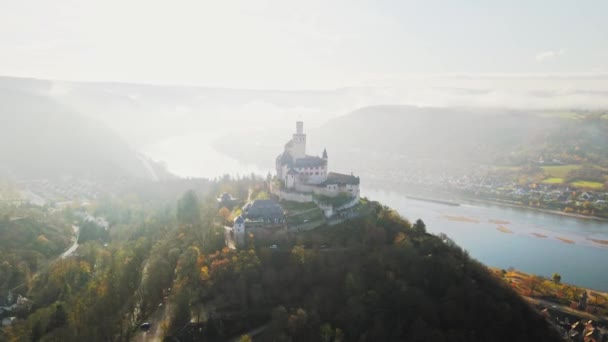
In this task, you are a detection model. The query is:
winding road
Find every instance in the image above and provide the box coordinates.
[61,225,80,258]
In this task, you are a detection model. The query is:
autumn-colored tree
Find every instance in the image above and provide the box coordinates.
[552,273,562,284]
[218,207,231,224]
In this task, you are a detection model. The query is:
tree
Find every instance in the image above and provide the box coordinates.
[177,190,201,227]
[47,304,68,332]
[320,323,334,342]
[524,275,544,296]
[413,219,426,234]
[239,334,253,342]
[552,273,561,284]
[270,306,289,336]
[218,207,231,224]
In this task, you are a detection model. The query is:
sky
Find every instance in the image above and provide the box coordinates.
[1,0,607,90]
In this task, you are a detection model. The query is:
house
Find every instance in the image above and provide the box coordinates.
[242,199,285,225]
[226,199,285,248]
[579,192,595,201]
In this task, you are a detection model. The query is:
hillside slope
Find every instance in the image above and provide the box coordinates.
[313,105,608,170]
[0,87,157,181]
[1,182,563,341]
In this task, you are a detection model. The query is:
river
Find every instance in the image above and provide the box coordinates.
[141,132,270,179]
[365,189,608,291]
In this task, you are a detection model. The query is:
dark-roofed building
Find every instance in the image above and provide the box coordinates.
[322,172,361,198]
[227,200,285,249]
[243,199,285,225]
[324,172,360,186]
[293,156,326,168]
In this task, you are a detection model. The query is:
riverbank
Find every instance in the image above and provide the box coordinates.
[458,197,608,222]
[363,185,608,222]
[489,267,608,321]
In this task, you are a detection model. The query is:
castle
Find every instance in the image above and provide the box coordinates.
[226,121,361,248]
[271,121,360,217]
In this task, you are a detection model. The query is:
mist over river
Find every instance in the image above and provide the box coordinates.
[143,134,608,291]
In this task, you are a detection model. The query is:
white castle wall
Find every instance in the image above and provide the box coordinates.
[293,182,360,198]
[271,185,313,203]
[293,165,327,184]
[312,192,360,218]
[335,194,361,211]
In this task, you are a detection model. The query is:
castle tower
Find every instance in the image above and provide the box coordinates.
[233,215,246,246]
[291,121,306,159]
[322,148,328,178]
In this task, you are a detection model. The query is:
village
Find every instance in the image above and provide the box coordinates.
[364,163,608,220]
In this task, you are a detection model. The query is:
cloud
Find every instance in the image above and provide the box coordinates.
[438,71,608,80]
[535,49,565,62]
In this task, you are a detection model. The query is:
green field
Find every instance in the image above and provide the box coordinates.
[285,207,325,225]
[280,200,318,212]
[541,177,564,184]
[570,180,605,189]
[541,165,581,178]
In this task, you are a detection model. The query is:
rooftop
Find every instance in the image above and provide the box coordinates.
[323,172,360,185]
[293,156,326,168]
[243,199,284,220]
[277,151,293,165]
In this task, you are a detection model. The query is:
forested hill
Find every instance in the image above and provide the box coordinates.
[2,177,563,341]
[0,87,161,181]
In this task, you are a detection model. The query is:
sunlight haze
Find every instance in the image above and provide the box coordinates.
[2,0,607,90]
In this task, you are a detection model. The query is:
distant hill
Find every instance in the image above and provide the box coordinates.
[215,105,608,180]
[0,76,379,148]
[314,105,608,168]
[0,86,160,181]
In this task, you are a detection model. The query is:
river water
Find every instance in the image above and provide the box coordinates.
[142,134,608,291]
[365,190,608,291]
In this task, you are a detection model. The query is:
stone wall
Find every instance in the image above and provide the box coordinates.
[271,180,360,218]
[335,194,360,211]
[271,186,313,203]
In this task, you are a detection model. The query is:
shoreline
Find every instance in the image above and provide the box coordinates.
[362,184,608,222]
[457,197,608,222]
[489,266,608,300]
